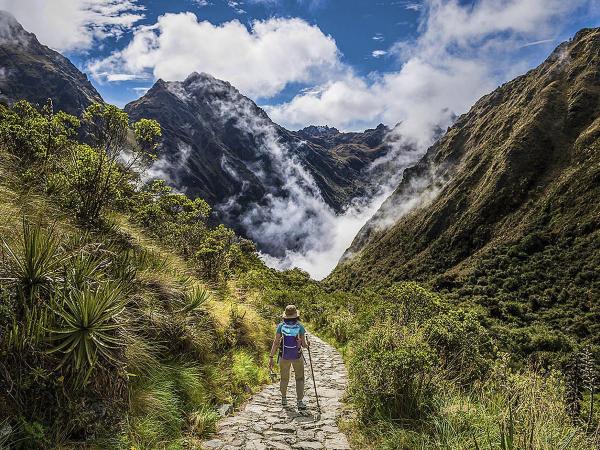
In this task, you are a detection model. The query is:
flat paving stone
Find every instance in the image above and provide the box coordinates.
[201,333,351,449]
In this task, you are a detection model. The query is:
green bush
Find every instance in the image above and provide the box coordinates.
[349,321,440,421]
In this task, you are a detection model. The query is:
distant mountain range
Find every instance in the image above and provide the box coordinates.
[0,9,411,256]
[124,73,393,217]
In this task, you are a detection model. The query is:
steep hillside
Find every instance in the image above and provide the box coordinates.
[125,73,393,231]
[0,11,102,114]
[330,28,600,343]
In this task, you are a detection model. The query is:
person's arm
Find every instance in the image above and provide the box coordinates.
[269,332,282,370]
[299,325,309,348]
[299,333,308,348]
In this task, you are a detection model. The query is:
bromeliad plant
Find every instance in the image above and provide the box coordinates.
[49,282,126,383]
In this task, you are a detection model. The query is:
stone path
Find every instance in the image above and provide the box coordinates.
[202,333,351,449]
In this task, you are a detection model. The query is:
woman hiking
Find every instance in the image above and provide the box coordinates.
[269,305,309,410]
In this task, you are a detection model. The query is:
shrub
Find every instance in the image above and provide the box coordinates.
[231,349,268,395]
[349,321,441,421]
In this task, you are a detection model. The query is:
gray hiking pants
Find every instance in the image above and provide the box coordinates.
[279,356,305,400]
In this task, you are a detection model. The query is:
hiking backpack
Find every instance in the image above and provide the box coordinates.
[280,322,301,360]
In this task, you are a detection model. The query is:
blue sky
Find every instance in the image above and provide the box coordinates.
[67,0,424,107]
[2,0,599,137]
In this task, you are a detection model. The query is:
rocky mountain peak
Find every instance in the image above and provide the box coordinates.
[0,11,102,114]
[0,10,31,45]
[298,125,340,138]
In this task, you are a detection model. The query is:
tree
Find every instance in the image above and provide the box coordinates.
[0,99,79,183]
[62,103,161,225]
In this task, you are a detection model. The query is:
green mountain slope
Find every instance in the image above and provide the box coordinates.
[330,28,600,345]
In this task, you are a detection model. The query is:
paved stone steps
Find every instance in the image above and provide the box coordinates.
[202,333,351,449]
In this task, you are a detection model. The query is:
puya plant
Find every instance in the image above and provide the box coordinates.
[48,282,126,384]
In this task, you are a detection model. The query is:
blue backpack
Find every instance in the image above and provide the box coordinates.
[280,322,301,360]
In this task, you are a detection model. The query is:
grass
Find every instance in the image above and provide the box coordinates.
[0,189,273,448]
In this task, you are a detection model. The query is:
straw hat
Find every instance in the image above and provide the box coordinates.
[282,304,299,319]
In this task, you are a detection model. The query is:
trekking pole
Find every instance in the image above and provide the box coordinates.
[306,335,321,412]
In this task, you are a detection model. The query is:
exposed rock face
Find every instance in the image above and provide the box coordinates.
[330,28,600,299]
[0,11,102,115]
[125,73,396,248]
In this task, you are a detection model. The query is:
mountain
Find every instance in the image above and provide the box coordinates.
[330,28,600,341]
[0,11,102,115]
[125,73,395,239]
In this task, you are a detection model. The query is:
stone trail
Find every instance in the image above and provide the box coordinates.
[202,333,351,449]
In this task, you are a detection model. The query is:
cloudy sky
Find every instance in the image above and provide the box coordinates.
[1,0,598,137]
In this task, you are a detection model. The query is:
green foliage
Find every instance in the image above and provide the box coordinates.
[48,282,126,381]
[1,219,67,300]
[0,98,271,448]
[133,180,260,280]
[231,350,268,396]
[0,99,78,175]
[176,286,210,314]
[350,322,440,421]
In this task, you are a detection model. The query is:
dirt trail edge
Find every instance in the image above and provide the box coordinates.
[202,333,351,449]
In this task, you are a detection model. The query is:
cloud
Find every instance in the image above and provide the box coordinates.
[192,0,211,5]
[400,2,423,11]
[267,0,596,148]
[88,13,341,99]
[519,38,555,48]
[104,73,150,82]
[202,81,422,279]
[0,0,144,51]
[372,33,384,41]
[372,50,387,58]
[227,0,246,14]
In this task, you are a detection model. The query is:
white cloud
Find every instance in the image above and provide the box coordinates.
[267,0,594,148]
[202,81,422,279]
[104,73,150,82]
[227,0,246,14]
[372,50,387,58]
[372,33,384,41]
[0,0,144,51]
[88,13,341,99]
[519,38,555,48]
[193,0,211,5]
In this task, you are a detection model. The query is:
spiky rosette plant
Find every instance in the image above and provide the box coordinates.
[1,219,67,300]
[49,282,126,383]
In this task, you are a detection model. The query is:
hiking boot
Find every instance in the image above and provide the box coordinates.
[281,397,287,406]
[297,400,306,410]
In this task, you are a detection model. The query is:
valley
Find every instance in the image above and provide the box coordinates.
[0,7,598,450]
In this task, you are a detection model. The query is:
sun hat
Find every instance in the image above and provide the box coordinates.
[282,304,299,319]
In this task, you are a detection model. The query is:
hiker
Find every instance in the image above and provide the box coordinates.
[269,304,309,409]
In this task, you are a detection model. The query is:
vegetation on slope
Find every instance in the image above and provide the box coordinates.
[329,28,600,362]
[243,269,600,449]
[0,99,272,448]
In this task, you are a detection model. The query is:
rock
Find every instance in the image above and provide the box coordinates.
[292,441,323,449]
[324,436,351,449]
[217,403,233,417]
[202,439,224,449]
[272,423,296,433]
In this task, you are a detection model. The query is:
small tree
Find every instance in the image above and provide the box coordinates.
[0,99,79,183]
[62,103,161,225]
[133,180,211,257]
